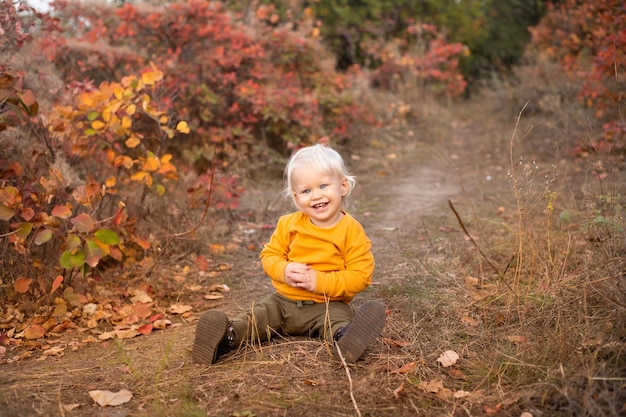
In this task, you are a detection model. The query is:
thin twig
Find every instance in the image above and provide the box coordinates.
[448,199,520,302]
[334,342,362,417]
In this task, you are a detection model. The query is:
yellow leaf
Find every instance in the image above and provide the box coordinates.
[105,177,116,188]
[113,85,124,100]
[122,116,132,129]
[131,171,147,182]
[142,155,159,172]
[125,136,140,148]
[155,184,165,196]
[102,107,111,122]
[91,120,106,130]
[176,120,190,134]
[126,104,136,115]
[159,115,168,124]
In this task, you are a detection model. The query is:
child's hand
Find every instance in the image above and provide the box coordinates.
[284,262,317,292]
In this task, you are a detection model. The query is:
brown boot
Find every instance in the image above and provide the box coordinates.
[334,300,386,363]
[192,310,233,365]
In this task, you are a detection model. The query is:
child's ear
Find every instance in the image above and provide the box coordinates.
[341,177,349,196]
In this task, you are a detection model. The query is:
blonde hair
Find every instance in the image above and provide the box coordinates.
[282,144,356,204]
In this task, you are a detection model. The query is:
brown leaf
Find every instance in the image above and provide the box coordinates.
[88,389,133,407]
[436,350,459,367]
[152,319,171,330]
[303,379,319,386]
[483,403,502,414]
[505,335,527,344]
[419,379,444,394]
[383,337,412,347]
[393,382,405,399]
[14,277,33,294]
[448,368,467,380]
[24,325,45,340]
[460,315,479,326]
[168,304,192,314]
[391,361,416,374]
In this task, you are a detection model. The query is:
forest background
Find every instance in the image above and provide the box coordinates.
[1,0,624,416]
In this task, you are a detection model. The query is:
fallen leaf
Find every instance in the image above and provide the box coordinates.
[207,283,230,292]
[24,325,45,340]
[43,346,65,357]
[303,379,319,386]
[465,276,480,287]
[383,337,412,347]
[484,403,503,414]
[0,346,6,357]
[391,361,416,374]
[98,331,116,341]
[114,328,139,339]
[505,335,527,344]
[448,368,466,379]
[137,323,153,335]
[153,319,171,330]
[460,315,479,326]
[203,294,224,300]
[393,382,405,399]
[63,403,82,412]
[130,290,153,304]
[453,390,471,398]
[88,389,133,407]
[419,379,444,393]
[169,304,192,314]
[14,277,33,294]
[436,350,459,367]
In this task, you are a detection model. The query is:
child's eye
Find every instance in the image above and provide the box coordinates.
[302,189,311,194]
[320,184,327,189]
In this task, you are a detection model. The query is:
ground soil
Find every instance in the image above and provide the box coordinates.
[0,96,619,417]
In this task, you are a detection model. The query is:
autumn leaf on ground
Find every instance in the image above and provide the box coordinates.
[505,335,527,344]
[89,389,132,407]
[436,350,459,367]
[169,304,192,314]
[383,337,412,347]
[393,382,405,399]
[24,325,45,340]
[129,289,153,303]
[460,315,479,326]
[13,277,33,294]
[483,403,503,414]
[390,361,416,374]
[207,283,230,292]
[453,390,471,399]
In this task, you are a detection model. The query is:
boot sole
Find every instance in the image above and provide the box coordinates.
[192,310,229,365]
[335,300,386,363]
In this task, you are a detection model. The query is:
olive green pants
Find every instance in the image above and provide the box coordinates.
[230,293,354,345]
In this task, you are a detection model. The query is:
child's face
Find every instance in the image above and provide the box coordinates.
[291,164,349,228]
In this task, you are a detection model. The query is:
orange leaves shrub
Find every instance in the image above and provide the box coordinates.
[0,64,187,293]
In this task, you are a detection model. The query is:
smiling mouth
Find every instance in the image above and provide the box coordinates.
[313,202,328,209]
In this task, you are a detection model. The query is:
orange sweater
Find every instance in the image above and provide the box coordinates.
[260,211,374,303]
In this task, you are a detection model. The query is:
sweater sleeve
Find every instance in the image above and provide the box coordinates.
[259,217,290,284]
[313,226,374,300]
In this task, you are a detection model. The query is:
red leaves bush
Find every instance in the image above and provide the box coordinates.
[530,0,626,154]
